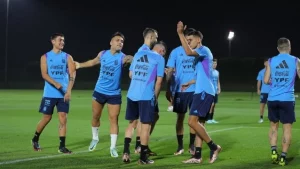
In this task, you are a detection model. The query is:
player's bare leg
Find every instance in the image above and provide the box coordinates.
[183,121,204,163]
[147,112,159,156]
[269,121,279,163]
[32,114,52,151]
[207,103,218,124]
[278,123,292,166]
[89,100,104,151]
[107,104,121,157]
[174,113,185,155]
[189,127,196,155]
[57,112,71,153]
[135,121,142,153]
[258,103,266,123]
[123,120,138,163]
[138,122,154,164]
[188,115,221,163]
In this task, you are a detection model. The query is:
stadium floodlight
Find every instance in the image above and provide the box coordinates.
[228,31,234,40]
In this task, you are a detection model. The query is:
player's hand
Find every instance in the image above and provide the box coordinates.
[164,68,168,75]
[177,21,186,34]
[64,91,71,102]
[181,83,190,91]
[54,82,62,89]
[257,90,261,95]
[74,61,80,69]
[165,90,172,102]
[218,89,221,94]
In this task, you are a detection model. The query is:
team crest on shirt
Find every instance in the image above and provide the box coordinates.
[62,59,65,63]
[114,60,118,65]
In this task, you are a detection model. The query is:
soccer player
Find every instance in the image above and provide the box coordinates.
[256,58,270,123]
[177,21,221,164]
[133,28,159,155]
[74,32,133,157]
[31,33,76,154]
[166,28,198,155]
[264,37,299,166]
[207,58,221,124]
[122,41,166,164]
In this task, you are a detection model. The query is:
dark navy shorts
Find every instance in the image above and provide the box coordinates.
[189,92,214,120]
[173,92,194,114]
[39,97,69,114]
[213,94,218,104]
[268,101,296,124]
[92,91,122,105]
[125,98,155,123]
[260,93,268,104]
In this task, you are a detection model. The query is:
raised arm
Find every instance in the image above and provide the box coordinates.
[75,51,103,69]
[177,21,199,57]
[40,55,61,89]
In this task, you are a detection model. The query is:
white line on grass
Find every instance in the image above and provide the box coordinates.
[0,126,244,165]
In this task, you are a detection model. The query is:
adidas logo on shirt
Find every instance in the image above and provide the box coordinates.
[275,60,289,69]
[137,55,149,63]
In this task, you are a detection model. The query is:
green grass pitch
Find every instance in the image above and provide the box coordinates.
[0,90,300,169]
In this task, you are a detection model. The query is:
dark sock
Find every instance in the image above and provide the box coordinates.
[59,136,65,148]
[32,131,40,142]
[123,137,131,154]
[207,140,218,151]
[260,115,263,119]
[194,147,202,159]
[177,135,183,149]
[135,136,140,149]
[271,146,277,152]
[140,145,148,161]
[281,152,287,158]
[211,112,214,119]
[208,114,212,120]
[189,133,196,147]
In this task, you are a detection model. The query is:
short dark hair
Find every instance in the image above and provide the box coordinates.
[156,40,167,53]
[187,30,203,40]
[263,57,269,62]
[184,28,196,36]
[143,28,158,38]
[50,33,64,40]
[213,58,218,62]
[111,32,125,40]
[277,37,290,49]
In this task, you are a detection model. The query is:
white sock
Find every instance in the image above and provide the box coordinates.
[92,127,99,140]
[110,134,118,149]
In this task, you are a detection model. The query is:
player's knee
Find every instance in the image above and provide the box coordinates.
[58,114,67,125]
[109,115,119,124]
[92,110,101,120]
[188,116,198,127]
[177,113,185,121]
[129,120,138,129]
[43,114,52,122]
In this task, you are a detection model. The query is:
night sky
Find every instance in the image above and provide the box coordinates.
[0,0,299,90]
